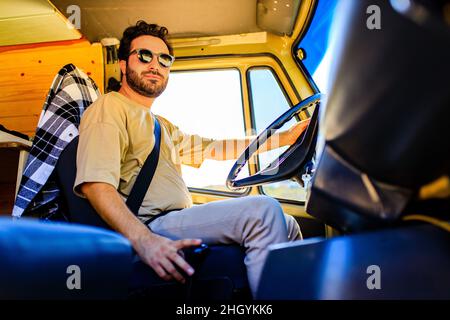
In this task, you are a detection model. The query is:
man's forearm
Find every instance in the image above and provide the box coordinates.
[80,182,154,247]
[203,118,309,161]
[204,132,288,161]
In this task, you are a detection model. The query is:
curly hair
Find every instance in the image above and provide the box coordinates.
[118,20,173,61]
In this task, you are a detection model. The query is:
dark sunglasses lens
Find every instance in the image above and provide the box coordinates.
[158,54,174,67]
[138,49,153,63]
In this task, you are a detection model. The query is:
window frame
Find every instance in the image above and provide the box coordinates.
[246,65,307,206]
[292,0,321,94]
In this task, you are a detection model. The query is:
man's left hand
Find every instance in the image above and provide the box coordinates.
[282,118,310,146]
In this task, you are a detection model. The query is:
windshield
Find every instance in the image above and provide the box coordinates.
[297,0,340,93]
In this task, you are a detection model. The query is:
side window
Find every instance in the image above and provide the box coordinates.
[152,69,247,194]
[248,67,306,202]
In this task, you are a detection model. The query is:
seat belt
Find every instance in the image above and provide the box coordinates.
[126,117,161,215]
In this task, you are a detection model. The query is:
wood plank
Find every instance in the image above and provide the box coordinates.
[0,40,104,135]
[0,38,88,54]
[0,131,32,146]
[0,100,43,118]
[0,116,39,136]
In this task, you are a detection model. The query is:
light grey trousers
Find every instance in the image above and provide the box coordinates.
[147,195,302,296]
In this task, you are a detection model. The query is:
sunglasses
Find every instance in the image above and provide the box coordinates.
[129,48,175,68]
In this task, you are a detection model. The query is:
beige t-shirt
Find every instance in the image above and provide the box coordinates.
[74,92,214,222]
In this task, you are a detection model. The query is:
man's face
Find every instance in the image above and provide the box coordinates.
[124,35,171,98]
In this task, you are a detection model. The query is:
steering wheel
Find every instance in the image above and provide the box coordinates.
[226,93,322,190]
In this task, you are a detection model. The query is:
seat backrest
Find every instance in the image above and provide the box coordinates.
[13,64,100,219]
[56,136,112,230]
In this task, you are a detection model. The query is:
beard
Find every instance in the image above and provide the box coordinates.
[126,66,168,98]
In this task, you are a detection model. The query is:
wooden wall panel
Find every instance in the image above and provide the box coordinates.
[0,40,104,137]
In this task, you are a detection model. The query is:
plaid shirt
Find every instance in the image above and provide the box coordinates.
[13,64,100,219]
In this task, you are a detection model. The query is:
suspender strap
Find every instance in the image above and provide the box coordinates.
[126,118,161,215]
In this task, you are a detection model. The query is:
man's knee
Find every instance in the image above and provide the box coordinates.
[285,214,303,241]
[243,195,283,221]
[249,195,281,209]
[237,196,289,242]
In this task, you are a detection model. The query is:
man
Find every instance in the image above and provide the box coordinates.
[74,21,309,296]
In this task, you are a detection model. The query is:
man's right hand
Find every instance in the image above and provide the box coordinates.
[80,182,202,284]
[133,232,202,284]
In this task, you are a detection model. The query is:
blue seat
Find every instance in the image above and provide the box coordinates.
[0,218,132,299]
[257,224,450,299]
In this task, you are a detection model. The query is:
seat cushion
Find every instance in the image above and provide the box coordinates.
[0,218,132,299]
